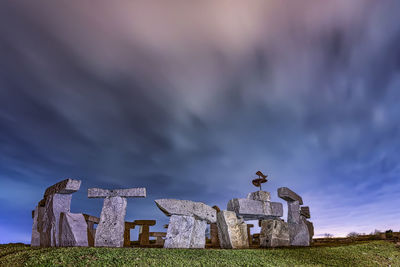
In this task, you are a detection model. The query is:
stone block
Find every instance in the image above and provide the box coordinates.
[260,219,290,247]
[155,199,216,223]
[304,218,314,243]
[59,212,88,247]
[43,179,81,198]
[190,219,207,248]
[31,206,44,247]
[288,217,310,246]
[164,215,194,248]
[88,188,146,198]
[217,210,248,249]
[277,187,303,205]
[287,201,300,224]
[227,198,283,220]
[247,191,271,201]
[40,193,72,247]
[95,196,127,247]
[300,206,310,219]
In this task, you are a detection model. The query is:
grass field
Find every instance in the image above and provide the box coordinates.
[0,241,399,266]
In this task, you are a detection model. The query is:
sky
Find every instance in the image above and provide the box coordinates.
[1,0,400,244]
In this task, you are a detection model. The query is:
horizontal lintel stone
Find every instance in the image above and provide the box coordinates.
[87,188,146,198]
[277,187,303,205]
[44,179,81,198]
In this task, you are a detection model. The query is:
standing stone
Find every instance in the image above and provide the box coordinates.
[37,179,81,247]
[304,218,314,243]
[31,206,44,247]
[287,201,300,224]
[278,187,310,246]
[190,219,207,248]
[260,219,290,247]
[164,215,195,248]
[59,212,88,247]
[217,210,248,249]
[163,215,207,248]
[95,196,127,247]
[40,193,73,247]
[288,219,309,246]
[88,187,146,247]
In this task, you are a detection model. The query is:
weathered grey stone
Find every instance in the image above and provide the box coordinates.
[95,196,127,247]
[164,215,207,248]
[277,187,303,205]
[247,191,271,201]
[287,201,300,224]
[190,219,207,248]
[288,218,310,246]
[155,199,217,223]
[88,188,146,198]
[44,179,81,198]
[304,218,314,243]
[300,206,310,219]
[59,212,88,247]
[217,210,249,249]
[260,219,290,247]
[31,206,44,247]
[40,193,72,247]
[227,198,283,220]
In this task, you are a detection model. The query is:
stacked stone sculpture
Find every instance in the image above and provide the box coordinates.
[155,199,217,248]
[226,190,287,248]
[31,179,84,247]
[278,187,312,246]
[32,179,314,249]
[88,187,146,247]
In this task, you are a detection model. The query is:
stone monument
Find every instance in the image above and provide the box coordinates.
[155,199,216,248]
[31,178,81,247]
[88,187,146,247]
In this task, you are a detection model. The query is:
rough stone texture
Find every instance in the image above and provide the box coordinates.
[31,206,44,247]
[40,193,72,247]
[260,219,290,247]
[95,196,127,247]
[164,215,195,248]
[88,188,146,198]
[155,199,217,223]
[44,179,81,198]
[247,191,271,201]
[190,219,207,248]
[288,218,310,246]
[300,206,311,219]
[227,198,283,220]
[59,212,89,247]
[83,214,99,247]
[304,218,314,243]
[287,201,300,224]
[277,187,303,205]
[217,210,249,249]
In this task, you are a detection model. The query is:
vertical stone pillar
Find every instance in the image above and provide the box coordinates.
[37,179,81,247]
[59,212,89,247]
[31,206,44,247]
[278,187,310,246]
[88,187,146,247]
[216,210,249,249]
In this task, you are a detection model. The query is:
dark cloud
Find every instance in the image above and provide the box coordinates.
[1,0,400,242]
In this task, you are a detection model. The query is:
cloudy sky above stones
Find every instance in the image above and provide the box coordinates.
[1,0,400,243]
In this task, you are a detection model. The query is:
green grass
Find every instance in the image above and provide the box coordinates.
[0,241,399,266]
